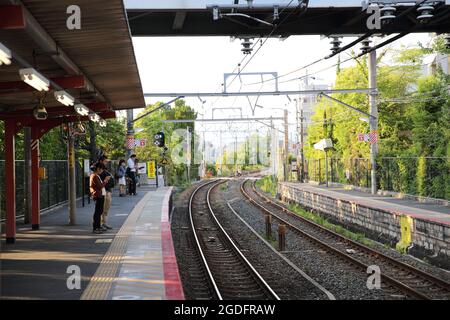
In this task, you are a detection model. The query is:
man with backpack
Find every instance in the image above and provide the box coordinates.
[97,155,114,230]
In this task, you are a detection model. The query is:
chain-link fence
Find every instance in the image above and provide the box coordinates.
[303,157,450,200]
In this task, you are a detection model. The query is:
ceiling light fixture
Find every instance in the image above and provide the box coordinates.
[54,90,75,106]
[89,113,100,123]
[19,68,50,91]
[74,104,90,116]
[0,42,12,65]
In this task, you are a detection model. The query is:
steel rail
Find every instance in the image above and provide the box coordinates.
[240,179,438,300]
[248,180,450,294]
[206,181,281,300]
[188,180,224,300]
[189,179,280,300]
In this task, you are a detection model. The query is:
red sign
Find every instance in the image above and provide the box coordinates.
[139,139,147,147]
[358,131,378,144]
[126,137,135,149]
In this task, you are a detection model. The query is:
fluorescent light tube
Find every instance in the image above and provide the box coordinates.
[74,104,90,116]
[89,113,100,123]
[19,68,50,91]
[0,42,12,65]
[54,90,75,106]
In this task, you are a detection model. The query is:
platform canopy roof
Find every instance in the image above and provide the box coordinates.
[0,0,145,121]
[126,0,450,37]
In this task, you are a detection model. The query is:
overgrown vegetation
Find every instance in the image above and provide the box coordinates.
[288,203,376,248]
[134,99,199,187]
[256,176,377,248]
[305,35,450,199]
[256,175,277,197]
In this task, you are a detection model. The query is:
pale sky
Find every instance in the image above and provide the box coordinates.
[129,33,432,146]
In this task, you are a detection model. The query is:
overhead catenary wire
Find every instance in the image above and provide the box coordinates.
[245,0,433,87]
[204,0,304,112]
[225,0,307,91]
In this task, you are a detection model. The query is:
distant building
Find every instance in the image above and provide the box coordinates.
[297,80,330,144]
[421,53,449,76]
[299,83,330,126]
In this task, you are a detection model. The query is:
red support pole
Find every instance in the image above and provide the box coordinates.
[5,120,17,244]
[31,127,40,230]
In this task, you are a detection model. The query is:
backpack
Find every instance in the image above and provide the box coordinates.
[106,175,115,189]
[116,167,124,179]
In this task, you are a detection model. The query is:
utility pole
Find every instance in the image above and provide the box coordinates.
[126,109,135,158]
[270,118,276,178]
[219,130,223,176]
[284,109,289,182]
[186,126,191,183]
[68,123,76,225]
[368,49,378,195]
[234,135,238,176]
[300,104,305,183]
[202,130,206,178]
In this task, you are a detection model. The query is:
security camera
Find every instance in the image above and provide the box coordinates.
[33,104,48,120]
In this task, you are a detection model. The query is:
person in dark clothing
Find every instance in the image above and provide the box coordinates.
[127,154,137,195]
[89,163,110,234]
[98,155,114,230]
[117,160,127,197]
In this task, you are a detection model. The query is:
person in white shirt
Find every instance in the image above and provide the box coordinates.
[127,154,137,195]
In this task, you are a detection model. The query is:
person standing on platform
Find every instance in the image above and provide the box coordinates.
[98,155,114,230]
[127,154,137,196]
[117,159,127,197]
[134,158,145,187]
[89,163,110,234]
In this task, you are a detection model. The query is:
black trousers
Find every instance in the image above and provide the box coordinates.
[93,196,105,230]
[128,172,136,194]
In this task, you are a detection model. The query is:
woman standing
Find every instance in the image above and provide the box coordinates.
[89,162,110,234]
[117,160,127,197]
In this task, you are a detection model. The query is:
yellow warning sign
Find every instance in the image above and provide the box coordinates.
[159,157,169,166]
[147,160,156,179]
[396,215,413,254]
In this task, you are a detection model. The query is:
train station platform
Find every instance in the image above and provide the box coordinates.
[282,183,450,225]
[0,186,184,300]
[278,182,450,262]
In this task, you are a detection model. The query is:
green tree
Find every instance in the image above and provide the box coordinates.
[134,99,198,186]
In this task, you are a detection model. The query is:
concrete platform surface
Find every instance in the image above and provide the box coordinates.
[81,186,184,300]
[0,186,184,300]
[284,183,450,225]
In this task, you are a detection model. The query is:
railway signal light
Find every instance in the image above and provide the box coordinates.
[154,131,165,148]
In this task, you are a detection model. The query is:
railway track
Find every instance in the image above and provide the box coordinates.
[189,179,280,300]
[241,179,450,300]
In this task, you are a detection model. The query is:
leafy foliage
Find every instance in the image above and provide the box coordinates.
[305,42,449,199]
[134,99,198,186]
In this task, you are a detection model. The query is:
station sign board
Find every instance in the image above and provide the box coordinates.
[148,160,156,179]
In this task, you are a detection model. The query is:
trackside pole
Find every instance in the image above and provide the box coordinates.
[368,49,378,195]
[284,110,289,182]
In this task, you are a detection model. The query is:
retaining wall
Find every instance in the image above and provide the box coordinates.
[278,183,450,265]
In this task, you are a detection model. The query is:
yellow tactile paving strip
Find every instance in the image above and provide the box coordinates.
[80,191,153,300]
